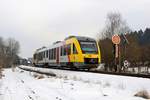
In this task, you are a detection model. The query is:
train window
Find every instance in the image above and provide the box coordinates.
[60,47,62,56]
[54,48,56,59]
[37,54,38,60]
[42,52,43,59]
[63,46,65,56]
[42,52,44,59]
[44,52,45,58]
[50,49,52,59]
[52,48,55,59]
[37,54,39,60]
[41,52,42,60]
[41,52,43,59]
[64,46,67,56]
[41,52,42,59]
[80,41,98,54]
[50,49,52,60]
[41,52,44,59]
[51,49,53,59]
[73,44,77,54]
[44,51,46,58]
[46,50,48,58]
[49,50,50,59]
[33,54,36,59]
[38,53,40,60]
[61,46,63,56]
[52,49,54,59]
[67,44,71,55]
[62,46,63,56]
[39,52,42,60]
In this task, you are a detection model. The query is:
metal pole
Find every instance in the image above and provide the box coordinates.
[119,44,121,72]
[115,44,119,72]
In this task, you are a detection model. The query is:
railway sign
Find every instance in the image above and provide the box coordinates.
[123,60,130,68]
[112,34,121,44]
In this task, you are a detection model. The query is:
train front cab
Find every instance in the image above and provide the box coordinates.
[66,37,101,69]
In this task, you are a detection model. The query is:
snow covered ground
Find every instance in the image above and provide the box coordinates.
[0,66,150,100]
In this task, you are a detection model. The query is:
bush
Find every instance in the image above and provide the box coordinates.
[134,90,150,99]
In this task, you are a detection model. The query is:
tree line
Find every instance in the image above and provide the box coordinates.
[98,12,150,71]
[0,36,20,70]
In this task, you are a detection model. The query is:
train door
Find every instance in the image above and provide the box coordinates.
[69,44,74,62]
[56,47,59,64]
[72,43,78,63]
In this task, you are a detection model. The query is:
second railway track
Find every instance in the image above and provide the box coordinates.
[19,65,150,79]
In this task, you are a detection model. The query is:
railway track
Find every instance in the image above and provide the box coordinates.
[19,66,150,79]
[57,68,150,79]
[90,70,150,79]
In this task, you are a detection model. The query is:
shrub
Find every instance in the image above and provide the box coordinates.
[134,90,150,99]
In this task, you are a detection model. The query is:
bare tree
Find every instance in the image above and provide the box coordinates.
[0,37,20,73]
[5,38,20,69]
[101,12,130,38]
[0,37,5,77]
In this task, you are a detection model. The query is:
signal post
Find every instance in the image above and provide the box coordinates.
[112,34,121,72]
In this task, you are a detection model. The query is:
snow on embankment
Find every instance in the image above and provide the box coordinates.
[19,65,56,76]
[19,65,150,92]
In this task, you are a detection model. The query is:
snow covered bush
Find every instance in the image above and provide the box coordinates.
[134,90,150,99]
[37,75,45,79]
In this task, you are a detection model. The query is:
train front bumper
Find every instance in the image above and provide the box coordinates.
[74,58,100,69]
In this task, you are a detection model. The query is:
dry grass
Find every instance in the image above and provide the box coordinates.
[0,68,3,79]
[134,90,150,99]
[37,75,45,79]
[33,74,39,78]
[33,74,45,79]
[103,82,111,88]
[19,70,24,73]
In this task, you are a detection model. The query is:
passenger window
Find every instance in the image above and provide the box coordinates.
[60,46,63,56]
[64,46,67,56]
[73,44,77,54]
[54,48,56,59]
[52,49,54,59]
[43,52,45,58]
[67,44,71,55]
[46,50,48,58]
[49,50,51,60]
[39,52,42,60]
[50,49,52,60]
[33,54,36,59]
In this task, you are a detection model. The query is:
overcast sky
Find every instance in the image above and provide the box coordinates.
[0,0,150,58]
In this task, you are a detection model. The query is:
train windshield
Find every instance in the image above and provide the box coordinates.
[80,41,98,54]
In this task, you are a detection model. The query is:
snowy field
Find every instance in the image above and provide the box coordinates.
[0,66,150,100]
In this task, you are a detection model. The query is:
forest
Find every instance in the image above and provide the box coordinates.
[99,28,150,71]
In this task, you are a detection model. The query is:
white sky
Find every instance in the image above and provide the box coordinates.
[0,0,150,58]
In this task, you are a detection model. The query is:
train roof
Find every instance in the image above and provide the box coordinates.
[34,41,64,53]
[65,36,95,42]
[34,36,96,54]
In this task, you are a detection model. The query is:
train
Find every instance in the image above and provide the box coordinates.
[33,36,101,70]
